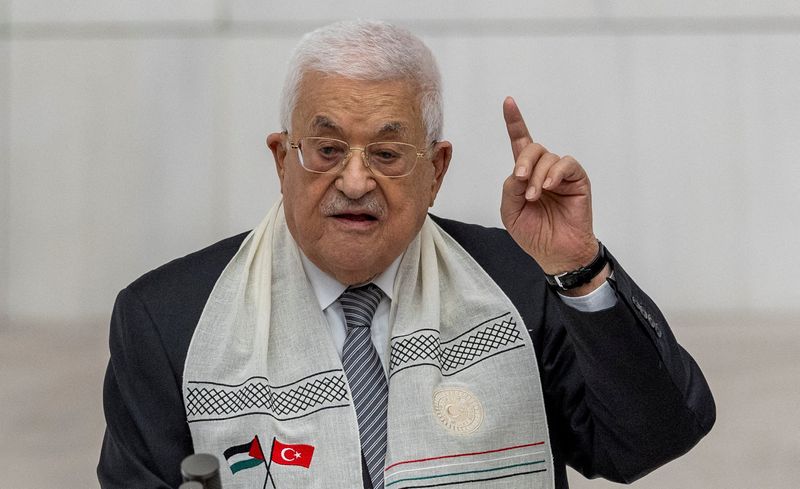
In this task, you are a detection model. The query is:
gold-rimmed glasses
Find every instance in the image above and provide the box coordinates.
[289,137,428,178]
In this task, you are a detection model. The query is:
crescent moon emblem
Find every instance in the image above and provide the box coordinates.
[281,447,298,461]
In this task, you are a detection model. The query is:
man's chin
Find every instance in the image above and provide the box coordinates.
[316,246,392,285]
[328,262,383,286]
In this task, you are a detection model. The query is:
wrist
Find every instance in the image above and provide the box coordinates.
[544,241,609,293]
[540,239,599,276]
[558,263,611,297]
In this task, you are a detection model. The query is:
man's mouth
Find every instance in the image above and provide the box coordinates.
[334,213,378,222]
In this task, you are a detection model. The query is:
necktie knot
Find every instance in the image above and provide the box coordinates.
[339,283,384,329]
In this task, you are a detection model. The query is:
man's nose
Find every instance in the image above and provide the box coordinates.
[335,149,377,198]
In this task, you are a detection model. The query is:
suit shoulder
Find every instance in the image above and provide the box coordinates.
[430,215,546,304]
[112,232,249,375]
[126,231,249,305]
[430,215,539,270]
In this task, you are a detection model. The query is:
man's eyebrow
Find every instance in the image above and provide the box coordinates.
[309,116,341,132]
[308,118,409,139]
[376,122,409,139]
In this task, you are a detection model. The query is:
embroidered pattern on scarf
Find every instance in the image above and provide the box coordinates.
[182,201,555,489]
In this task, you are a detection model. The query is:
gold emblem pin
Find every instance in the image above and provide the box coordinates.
[432,387,484,434]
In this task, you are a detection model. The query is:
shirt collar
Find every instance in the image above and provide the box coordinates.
[299,251,401,311]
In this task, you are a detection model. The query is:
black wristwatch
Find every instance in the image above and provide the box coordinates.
[544,242,608,291]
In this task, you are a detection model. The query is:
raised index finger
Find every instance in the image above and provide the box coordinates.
[503,96,533,161]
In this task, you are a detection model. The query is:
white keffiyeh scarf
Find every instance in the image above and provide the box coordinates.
[183,201,554,488]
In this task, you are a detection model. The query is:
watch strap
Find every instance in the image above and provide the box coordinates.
[545,242,608,291]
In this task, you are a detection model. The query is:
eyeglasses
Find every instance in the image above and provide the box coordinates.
[289,137,427,178]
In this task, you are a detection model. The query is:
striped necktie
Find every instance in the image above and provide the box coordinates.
[340,283,387,489]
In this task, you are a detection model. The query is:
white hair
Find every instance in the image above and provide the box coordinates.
[280,20,443,143]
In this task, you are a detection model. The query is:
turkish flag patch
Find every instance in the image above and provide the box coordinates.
[271,439,315,468]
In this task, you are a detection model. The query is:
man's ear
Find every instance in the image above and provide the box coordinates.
[267,132,288,190]
[428,140,452,207]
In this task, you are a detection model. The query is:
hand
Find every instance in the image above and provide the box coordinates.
[500,96,600,277]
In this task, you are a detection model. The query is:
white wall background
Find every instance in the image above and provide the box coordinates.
[3,3,800,488]
[3,1,800,328]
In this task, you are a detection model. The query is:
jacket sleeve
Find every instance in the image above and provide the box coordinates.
[97,287,193,489]
[427,216,715,484]
[539,252,716,483]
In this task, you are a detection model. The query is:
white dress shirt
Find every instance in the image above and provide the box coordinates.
[298,250,617,373]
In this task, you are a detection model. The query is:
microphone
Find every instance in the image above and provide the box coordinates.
[178,482,204,489]
[181,453,223,489]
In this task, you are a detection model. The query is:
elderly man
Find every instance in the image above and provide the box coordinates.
[99,20,714,489]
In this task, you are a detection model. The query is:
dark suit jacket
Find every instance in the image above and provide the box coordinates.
[98,216,715,488]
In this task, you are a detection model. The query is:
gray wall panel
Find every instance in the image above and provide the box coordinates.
[11,0,218,23]
[1,2,9,327]
[9,39,224,320]
[6,7,800,322]
[0,40,9,327]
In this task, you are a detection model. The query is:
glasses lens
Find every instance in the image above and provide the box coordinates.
[299,138,348,172]
[366,142,417,177]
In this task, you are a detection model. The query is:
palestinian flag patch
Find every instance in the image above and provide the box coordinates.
[224,436,266,474]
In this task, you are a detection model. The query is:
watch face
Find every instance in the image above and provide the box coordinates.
[558,273,579,290]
